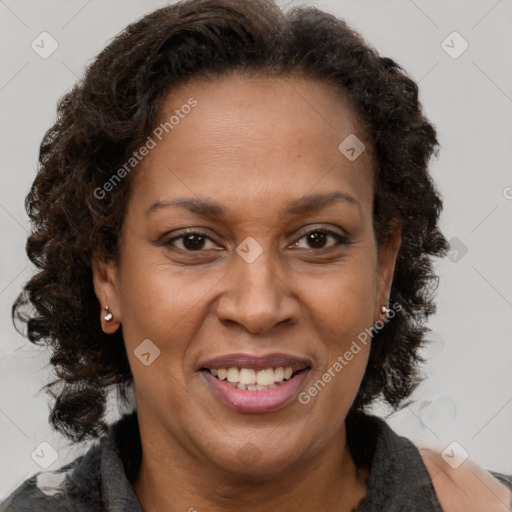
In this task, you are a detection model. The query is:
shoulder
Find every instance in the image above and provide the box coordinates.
[0,471,70,512]
[0,441,105,512]
[420,448,512,512]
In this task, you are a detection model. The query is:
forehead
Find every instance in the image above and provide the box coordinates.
[129,73,374,217]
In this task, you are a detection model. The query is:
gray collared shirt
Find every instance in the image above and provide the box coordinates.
[1,411,510,511]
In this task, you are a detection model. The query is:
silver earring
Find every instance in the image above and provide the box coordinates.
[103,306,113,322]
[380,305,390,317]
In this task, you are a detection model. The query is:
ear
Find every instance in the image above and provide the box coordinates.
[374,227,401,319]
[91,253,122,334]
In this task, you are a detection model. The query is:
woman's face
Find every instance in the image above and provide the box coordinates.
[93,73,400,476]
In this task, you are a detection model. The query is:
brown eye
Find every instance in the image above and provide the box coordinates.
[163,232,217,251]
[181,234,207,250]
[292,230,349,251]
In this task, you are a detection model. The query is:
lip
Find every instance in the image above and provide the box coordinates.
[199,352,312,413]
[201,368,310,413]
[199,352,312,372]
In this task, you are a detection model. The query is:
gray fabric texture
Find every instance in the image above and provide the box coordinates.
[1,411,510,511]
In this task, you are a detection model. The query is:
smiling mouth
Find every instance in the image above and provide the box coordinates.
[202,366,305,391]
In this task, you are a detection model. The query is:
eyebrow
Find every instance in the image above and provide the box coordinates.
[145,191,358,218]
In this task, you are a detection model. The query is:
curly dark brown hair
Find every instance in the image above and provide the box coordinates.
[12,0,448,442]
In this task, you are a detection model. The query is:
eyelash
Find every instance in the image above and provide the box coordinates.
[162,228,351,254]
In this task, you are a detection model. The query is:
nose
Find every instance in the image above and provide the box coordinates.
[216,247,301,335]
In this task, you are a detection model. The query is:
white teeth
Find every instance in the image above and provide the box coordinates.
[239,368,256,385]
[256,368,275,386]
[226,367,239,383]
[209,366,297,388]
[228,382,279,391]
[246,384,271,391]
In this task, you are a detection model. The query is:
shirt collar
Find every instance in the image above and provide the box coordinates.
[98,410,443,512]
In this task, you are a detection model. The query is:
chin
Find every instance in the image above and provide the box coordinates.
[202,434,307,478]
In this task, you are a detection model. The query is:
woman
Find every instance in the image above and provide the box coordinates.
[2,0,511,510]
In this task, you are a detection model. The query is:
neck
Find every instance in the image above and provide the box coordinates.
[133,420,368,512]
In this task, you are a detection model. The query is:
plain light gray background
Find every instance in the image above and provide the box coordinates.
[1,0,511,501]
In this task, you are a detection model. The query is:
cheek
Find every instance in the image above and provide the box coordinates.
[117,249,227,378]
[306,257,377,338]
[118,245,211,331]
[302,272,374,415]
[297,252,376,400]
[117,264,210,408]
